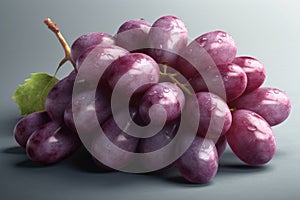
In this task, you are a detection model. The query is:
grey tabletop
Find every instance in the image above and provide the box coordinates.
[0,0,299,200]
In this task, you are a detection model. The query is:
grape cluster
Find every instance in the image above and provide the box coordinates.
[13,15,291,184]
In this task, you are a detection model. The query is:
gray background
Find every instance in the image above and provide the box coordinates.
[0,0,299,199]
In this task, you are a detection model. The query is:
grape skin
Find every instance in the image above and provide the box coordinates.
[176,136,218,184]
[185,92,232,141]
[26,121,82,165]
[46,71,76,124]
[14,111,51,148]
[233,56,266,93]
[147,15,188,66]
[229,87,291,126]
[215,135,227,158]
[71,32,115,63]
[90,109,139,170]
[226,109,276,166]
[106,53,160,95]
[139,82,185,125]
[138,118,179,153]
[115,19,151,51]
[77,44,128,85]
[189,63,247,102]
[194,30,237,65]
[64,89,111,133]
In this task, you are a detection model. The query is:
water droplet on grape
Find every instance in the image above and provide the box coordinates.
[266,91,272,95]
[205,97,211,104]
[224,75,229,81]
[198,37,207,47]
[206,65,212,71]
[159,44,163,49]
[208,103,217,111]
[247,125,257,131]
[273,89,280,94]
[247,60,252,65]
[217,39,223,43]
[221,33,227,37]
[229,65,236,71]
[106,54,115,60]
[163,87,170,93]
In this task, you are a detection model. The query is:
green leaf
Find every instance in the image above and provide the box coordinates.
[12,72,59,115]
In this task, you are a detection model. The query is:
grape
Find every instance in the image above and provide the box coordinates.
[215,135,227,158]
[176,136,218,184]
[175,40,216,79]
[194,30,237,65]
[139,82,185,125]
[64,89,111,133]
[137,119,179,171]
[185,92,232,141]
[106,53,160,95]
[77,44,128,85]
[26,121,81,165]
[14,111,51,148]
[115,19,151,51]
[148,15,188,66]
[90,109,139,170]
[138,119,179,153]
[229,87,291,126]
[233,56,266,93]
[189,63,247,102]
[71,32,115,63]
[46,71,76,124]
[226,109,276,166]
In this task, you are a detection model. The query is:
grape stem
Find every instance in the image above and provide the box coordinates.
[160,65,192,95]
[44,18,77,75]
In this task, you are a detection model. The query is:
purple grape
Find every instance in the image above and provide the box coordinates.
[106,53,160,95]
[185,92,232,141]
[26,121,82,165]
[77,44,128,85]
[189,63,247,102]
[176,136,218,184]
[175,40,217,80]
[14,111,51,148]
[194,30,237,65]
[138,119,179,153]
[115,19,151,51]
[90,109,139,170]
[139,82,185,125]
[233,56,266,93]
[148,15,188,66]
[226,109,276,166]
[64,89,111,134]
[46,71,76,124]
[71,32,115,63]
[229,87,291,126]
[215,135,227,158]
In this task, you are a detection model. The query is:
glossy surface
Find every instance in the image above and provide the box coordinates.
[230,87,291,126]
[185,92,232,141]
[226,109,276,166]
[176,136,218,184]
[139,82,185,125]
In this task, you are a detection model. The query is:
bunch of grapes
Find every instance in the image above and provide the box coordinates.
[13,15,291,184]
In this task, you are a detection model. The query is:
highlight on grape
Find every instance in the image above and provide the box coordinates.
[13,15,291,184]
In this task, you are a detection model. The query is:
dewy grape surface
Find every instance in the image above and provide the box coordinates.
[0,1,299,200]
